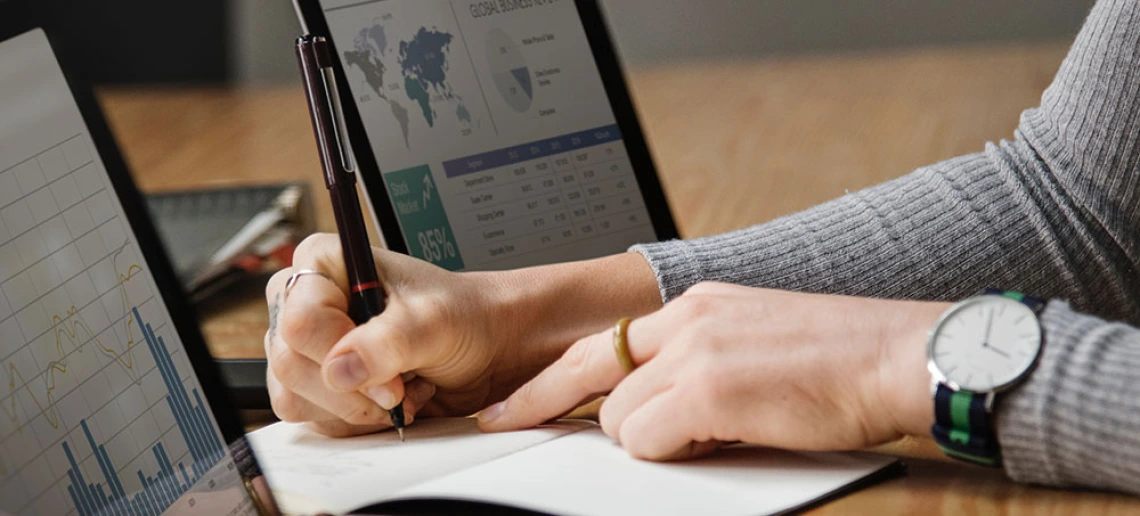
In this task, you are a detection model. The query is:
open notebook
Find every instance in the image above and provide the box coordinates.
[248,418,902,515]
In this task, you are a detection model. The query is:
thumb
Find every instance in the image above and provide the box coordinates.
[322,306,425,396]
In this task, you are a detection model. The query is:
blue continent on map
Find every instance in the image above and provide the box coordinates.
[398,28,471,128]
[343,23,473,145]
[399,28,453,91]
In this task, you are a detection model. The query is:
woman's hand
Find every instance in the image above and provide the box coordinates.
[478,282,949,460]
[264,234,661,437]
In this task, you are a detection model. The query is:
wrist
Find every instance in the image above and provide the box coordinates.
[483,252,662,397]
[880,301,951,438]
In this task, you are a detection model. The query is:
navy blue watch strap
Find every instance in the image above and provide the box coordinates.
[932,385,1000,466]
[931,289,1045,467]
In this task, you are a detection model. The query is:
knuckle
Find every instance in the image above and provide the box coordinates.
[670,326,706,354]
[407,292,454,328]
[293,233,336,262]
[278,305,317,349]
[267,348,304,392]
[266,268,291,300]
[561,341,593,379]
[270,391,305,422]
[367,319,413,370]
[673,293,716,322]
[687,329,726,355]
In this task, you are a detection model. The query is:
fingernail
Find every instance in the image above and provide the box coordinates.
[478,402,506,425]
[326,353,368,391]
[366,386,400,409]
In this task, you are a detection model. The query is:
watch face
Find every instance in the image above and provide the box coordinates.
[929,296,1042,391]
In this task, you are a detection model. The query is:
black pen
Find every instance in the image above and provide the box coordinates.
[295,35,406,441]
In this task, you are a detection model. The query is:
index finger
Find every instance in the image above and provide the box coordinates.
[478,315,665,433]
[290,233,353,293]
[268,236,363,362]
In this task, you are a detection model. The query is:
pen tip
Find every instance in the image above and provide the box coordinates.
[397,427,406,442]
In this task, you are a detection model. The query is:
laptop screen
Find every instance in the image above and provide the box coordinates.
[315,0,662,271]
[0,29,258,516]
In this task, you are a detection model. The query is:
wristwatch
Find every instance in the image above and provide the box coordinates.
[926,289,1046,467]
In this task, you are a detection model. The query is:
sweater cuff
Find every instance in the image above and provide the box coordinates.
[996,301,1140,494]
[629,240,705,303]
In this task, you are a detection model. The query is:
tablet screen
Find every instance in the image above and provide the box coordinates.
[0,29,256,516]
[318,0,661,271]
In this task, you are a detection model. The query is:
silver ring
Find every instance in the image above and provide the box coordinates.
[284,269,331,301]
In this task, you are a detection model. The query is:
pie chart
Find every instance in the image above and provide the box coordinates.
[486,29,532,113]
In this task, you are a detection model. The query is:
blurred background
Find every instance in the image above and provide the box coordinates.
[69,0,1094,359]
[69,0,1093,85]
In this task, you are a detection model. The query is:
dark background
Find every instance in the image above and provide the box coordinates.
[52,0,228,84]
[44,0,1095,86]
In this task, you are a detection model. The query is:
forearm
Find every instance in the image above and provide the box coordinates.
[483,252,661,398]
[635,140,1140,324]
[634,0,1140,325]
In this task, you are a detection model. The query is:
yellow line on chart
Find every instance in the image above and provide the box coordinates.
[1,264,144,433]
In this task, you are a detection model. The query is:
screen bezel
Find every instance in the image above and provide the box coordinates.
[294,0,680,261]
[0,0,259,481]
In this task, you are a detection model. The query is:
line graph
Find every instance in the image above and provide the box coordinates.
[0,132,236,515]
[2,257,144,431]
[1,30,252,515]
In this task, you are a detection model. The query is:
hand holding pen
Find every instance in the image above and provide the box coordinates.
[295,35,407,440]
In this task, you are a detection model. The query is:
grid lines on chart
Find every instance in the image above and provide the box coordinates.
[0,134,195,515]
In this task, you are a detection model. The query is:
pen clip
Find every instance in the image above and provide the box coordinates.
[321,67,357,175]
[303,36,356,177]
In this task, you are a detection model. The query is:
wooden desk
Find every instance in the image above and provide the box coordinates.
[98,43,1140,514]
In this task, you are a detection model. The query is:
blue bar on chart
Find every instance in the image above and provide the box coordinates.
[61,306,226,516]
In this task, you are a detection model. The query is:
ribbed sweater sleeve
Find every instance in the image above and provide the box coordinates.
[632,0,1140,494]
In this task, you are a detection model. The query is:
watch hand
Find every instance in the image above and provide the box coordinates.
[983,308,994,345]
[987,345,1011,359]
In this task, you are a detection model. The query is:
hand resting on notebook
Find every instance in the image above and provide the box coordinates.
[264,233,950,461]
[477,283,951,460]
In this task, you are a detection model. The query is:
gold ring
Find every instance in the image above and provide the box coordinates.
[613,317,636,374]
[284,269,331,301]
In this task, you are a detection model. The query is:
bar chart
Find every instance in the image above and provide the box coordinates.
[1,31,255,516]
[61,307,225,516]
[0,105,251,515]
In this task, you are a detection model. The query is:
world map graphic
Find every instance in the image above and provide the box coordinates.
[342,23,474,148]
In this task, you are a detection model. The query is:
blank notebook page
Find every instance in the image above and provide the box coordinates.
[393,427,899,516]
[249,418,591,515]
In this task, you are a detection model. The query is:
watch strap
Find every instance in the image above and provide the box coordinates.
[982,288,1046,313]
[931,289,1045,467]
[932,384,1000,466]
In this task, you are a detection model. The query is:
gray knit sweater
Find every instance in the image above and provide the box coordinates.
[632,0,1140,495]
